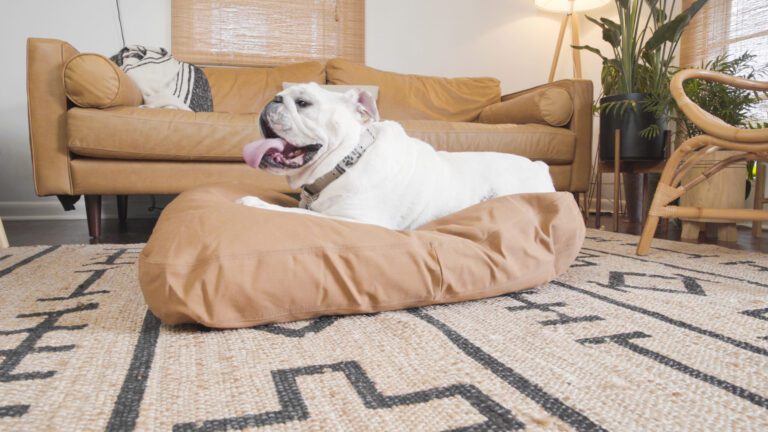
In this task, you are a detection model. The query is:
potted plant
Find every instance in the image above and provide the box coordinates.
[576,0,709,161]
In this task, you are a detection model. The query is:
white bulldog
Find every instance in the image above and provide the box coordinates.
[239,83,555,229]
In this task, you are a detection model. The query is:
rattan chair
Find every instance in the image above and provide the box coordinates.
[636,69,768,255]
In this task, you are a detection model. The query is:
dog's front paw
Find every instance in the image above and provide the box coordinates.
[237,196,268,208]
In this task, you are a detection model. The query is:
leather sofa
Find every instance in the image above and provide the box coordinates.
[27,38,593,238]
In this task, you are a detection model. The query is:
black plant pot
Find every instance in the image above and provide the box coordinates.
[599,93,667,161]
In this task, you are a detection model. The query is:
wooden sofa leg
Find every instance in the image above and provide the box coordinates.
[117,195,128,222]
[85,195,102,240]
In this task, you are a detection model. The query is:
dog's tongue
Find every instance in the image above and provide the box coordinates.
[243,138,287,168]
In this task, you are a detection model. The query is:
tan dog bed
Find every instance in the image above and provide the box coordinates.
[138,183,585,328]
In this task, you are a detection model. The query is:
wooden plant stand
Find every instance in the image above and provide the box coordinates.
[594,130,668,231]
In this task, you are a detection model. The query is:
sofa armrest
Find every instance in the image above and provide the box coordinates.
[501,79,593,193]
[478,86,573,127]
[27,38,80,196]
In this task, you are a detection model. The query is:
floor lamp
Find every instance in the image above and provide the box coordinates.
[535,0,609,82]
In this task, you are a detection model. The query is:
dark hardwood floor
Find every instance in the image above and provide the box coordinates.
[589,215,768,253]
[5,218,158,246]
[4,213,767,253]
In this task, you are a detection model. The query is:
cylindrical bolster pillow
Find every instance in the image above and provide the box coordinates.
[63,53,143,108]
[478,87,573,127]
[138,183,585,329]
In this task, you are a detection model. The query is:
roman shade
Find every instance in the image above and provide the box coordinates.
[172,0,364,67]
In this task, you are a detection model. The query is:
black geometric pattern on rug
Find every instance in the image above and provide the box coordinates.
[583,246,768,289]
[409,309,607,432]
[34,248,138,302]
[87,247,140,267]
[621,242,718,259]
[254,316,342,338]
[37,269,111,302]
[585,236,620,243]
[722,260,768,272]
[0,404,28,418]
[0,302,99,419]
[741,308,768,341]
[173,360,523,432]
[506,291,603,326]
[578,331,768,409]
[107,310,161,432]
[3,236,767,430]
[571,250,601,268]
[589,271,712,296]
[0,245,60,278]
[554,280,768,357]
[0,302,98,381]
[0,247,122,419]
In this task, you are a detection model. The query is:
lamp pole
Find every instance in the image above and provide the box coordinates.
[546,0,587,82]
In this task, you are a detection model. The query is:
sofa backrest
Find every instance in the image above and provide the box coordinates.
[203,62,326,114]
[326,58,501,122]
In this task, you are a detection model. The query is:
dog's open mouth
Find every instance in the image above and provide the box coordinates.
[242,115,322,170]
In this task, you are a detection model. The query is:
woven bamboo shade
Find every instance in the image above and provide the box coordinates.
[680,0,768,123]
[680,0,768,68]
[172,0,364,67]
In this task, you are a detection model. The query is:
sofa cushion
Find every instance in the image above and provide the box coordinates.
[478,87,573,127]
[283,82,380,100]
[326,58,500,122]
[400,120,576,165]
[62,53,143,108]
[67,107,260,161]
[67,109,576,165]
[204,62,326,114]
[138,183,585,328]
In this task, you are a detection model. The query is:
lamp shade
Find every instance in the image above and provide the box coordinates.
[535,0,610,13]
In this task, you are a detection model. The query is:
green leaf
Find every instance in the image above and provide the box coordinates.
[600,18,622,47]
[643,0,708,52]
[644,15,687,52]
[640,124,661,139]
[572,45,608,62]
[586,15,605,29]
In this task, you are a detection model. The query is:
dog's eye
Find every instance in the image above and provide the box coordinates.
[295,98,312,108]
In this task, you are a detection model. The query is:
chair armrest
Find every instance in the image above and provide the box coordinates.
[672,69,768,143]
[499,79,594,193]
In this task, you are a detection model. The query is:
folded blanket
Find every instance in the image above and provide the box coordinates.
[111,45,213,112]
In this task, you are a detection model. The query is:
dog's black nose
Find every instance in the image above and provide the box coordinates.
[273,95,283,103]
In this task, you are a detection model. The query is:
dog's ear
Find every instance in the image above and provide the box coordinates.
[345,89,380,123]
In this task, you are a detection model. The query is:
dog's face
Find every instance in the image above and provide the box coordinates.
[243,83,379,187]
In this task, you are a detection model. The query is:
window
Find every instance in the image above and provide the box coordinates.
[680,0,768,122]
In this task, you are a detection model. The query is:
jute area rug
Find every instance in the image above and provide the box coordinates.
[0,229,766,431]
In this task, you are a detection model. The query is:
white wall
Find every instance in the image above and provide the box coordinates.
[0,0,614,220]
[0,0,171,219]
[366,0,612,94]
